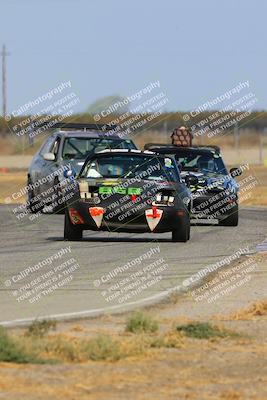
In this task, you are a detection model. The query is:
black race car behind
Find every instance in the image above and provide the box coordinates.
[62,150,192,242]
[144,144,242,226]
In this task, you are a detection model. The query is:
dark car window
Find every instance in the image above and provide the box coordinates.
[62,137,136,160]
[80,155,180,182]
[171,151,227,174]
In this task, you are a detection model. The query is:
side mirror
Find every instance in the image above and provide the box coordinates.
[185,175,198,186]
[230,167,242,177]
[43,152,55,161]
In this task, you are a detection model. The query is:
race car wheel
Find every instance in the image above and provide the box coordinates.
[219,205,239,226]
[64,209,83,241]
[27,177,44,213]
[172,213,190,242]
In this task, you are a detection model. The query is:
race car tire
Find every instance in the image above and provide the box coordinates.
[187,216,191,240]
[172,213,190,242]
[64,210,83,241]
[27,177,44,213]
[219,205,239,226]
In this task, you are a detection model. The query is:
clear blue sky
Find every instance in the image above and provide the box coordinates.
[0,0,266,114]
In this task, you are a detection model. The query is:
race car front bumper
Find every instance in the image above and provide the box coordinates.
[191,190,238,221]
[67,201,188,233]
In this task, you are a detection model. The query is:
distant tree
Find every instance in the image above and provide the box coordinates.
[87,95,129,116]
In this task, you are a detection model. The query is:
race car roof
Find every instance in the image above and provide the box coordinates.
[144,143,220,154]
[93,149,155,155]
[36,122,125,139]
[53,122,117,131]
[58,130,122,139]
[81,149,159,165]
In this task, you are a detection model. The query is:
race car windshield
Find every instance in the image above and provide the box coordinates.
[174,152,227,174]
[62,138,136,160]
[80,155,180,182]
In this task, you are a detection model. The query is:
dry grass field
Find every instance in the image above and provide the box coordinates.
[0,258,266,400]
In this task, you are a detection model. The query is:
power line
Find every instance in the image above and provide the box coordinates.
[1,45,10,118]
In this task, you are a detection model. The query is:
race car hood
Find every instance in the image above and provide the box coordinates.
[75,177,188,206]
[180,170,239,193]
[77,177,178,193]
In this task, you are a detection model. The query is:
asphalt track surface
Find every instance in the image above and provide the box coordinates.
[0,204,266,326]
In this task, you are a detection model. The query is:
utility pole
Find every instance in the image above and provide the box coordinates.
[163,121,168,143]
[234,121,239,157]
[1,45,9,118]
[259,129,264,165]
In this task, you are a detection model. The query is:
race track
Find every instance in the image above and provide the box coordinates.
[0,204,266,326]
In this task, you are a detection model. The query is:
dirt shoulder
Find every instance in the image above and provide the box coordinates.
[0,253,267,399]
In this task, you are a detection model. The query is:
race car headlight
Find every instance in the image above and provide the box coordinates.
[223,180,235,193]
[154,192,175,205]
[223,180,229,190]
[79,182,100,203]
[80,191,100,200]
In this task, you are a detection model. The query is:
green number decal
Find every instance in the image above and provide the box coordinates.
[113,186,127,195]
[128,187,142,195]
[99,187,113,194]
